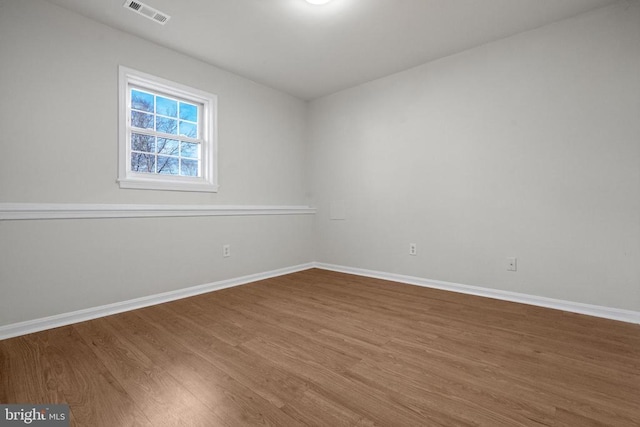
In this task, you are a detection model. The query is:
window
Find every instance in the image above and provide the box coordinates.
[118,66,218,192]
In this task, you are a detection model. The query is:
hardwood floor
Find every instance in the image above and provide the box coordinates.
[1,268,639,426]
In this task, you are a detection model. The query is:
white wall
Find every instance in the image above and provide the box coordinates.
[0,0,313,325]
[309,1,640,311]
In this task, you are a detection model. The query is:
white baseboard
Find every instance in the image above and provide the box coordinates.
[313,263,640,325]
[0,263,314,340]
[2,261,638,340]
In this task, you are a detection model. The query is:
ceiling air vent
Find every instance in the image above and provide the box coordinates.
[123,0,170,25]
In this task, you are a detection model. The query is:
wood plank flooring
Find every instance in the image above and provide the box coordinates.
[1,268,639,426]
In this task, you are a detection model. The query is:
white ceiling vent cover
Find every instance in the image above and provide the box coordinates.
[123,0,170,25]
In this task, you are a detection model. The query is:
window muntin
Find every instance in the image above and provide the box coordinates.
[128,88,201,177]
[118,66,218,192]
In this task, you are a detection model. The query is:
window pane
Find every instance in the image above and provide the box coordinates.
[179,121,197,138]
[181,159,199,177]
[181,142,199,158]
[156,117,177,134]
[157,138,179,156]
[131,111,154,129]
[131,153,155,173]
[131,90,154,112]
[156,96,177,117]
[131,133,155,152]
[179,102,198,122]
[157,156,179,175]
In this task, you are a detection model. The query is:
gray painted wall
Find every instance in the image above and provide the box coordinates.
[1,0,638,328]
[308,1,640,311]
[0,0,313,325]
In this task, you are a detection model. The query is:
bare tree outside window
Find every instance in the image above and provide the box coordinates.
[129,89,200,177]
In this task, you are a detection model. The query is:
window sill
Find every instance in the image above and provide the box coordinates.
[117,177,219,193]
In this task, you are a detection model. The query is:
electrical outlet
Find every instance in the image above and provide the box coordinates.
[409,243,417,256]
[223,244,231,258]
[507,257,517,271]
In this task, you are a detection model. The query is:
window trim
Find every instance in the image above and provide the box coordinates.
[118,66,218,192]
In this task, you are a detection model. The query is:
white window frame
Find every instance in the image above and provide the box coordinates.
[118,66,218,192]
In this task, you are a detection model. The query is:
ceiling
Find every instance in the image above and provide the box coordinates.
[45,0,620,100]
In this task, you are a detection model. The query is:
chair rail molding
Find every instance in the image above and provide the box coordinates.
[0,203,316,220]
